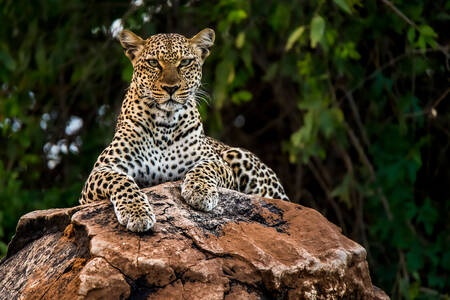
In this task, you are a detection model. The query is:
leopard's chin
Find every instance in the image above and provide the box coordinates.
[156,99,182,112]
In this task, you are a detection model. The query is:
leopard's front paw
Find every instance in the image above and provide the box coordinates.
[181,181,219,212]
[113,193,156,232]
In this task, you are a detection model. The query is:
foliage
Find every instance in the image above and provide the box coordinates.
[1,0,449,298]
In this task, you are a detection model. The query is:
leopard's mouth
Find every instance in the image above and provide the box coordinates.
[156,99,181,112]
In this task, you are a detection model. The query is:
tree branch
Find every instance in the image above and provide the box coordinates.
[379,0,449,62]
[344,122,393,220]
[404,87,450,118]
[308,161,347,232]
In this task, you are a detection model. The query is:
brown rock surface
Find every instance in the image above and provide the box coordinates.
[0,181,389,300]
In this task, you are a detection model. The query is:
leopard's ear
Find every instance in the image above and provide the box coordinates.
[190,28,215,62]
[119,30,145,64]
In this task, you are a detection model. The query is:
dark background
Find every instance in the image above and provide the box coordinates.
[0,0,449,298]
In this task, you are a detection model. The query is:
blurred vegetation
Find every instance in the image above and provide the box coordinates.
[1,0,449,298]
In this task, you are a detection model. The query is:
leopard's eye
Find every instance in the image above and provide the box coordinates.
[146,59,160,68]
[179,59,193,67]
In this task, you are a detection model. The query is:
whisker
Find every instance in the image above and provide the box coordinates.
[194,86,211,106]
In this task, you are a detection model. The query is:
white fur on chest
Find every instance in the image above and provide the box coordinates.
[131,126,212,186]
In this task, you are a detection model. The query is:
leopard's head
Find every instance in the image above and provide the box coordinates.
[119,29,214,112]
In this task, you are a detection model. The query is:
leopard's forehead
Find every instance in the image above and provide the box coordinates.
[143,33,193,63]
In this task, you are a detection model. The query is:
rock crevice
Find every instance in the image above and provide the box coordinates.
[0,181,389,300]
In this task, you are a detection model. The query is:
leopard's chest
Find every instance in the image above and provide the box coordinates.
[134,135,208,186]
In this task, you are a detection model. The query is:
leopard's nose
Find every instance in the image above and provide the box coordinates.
[161,85,180,96]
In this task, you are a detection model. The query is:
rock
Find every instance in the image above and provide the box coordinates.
[0,181,389,300]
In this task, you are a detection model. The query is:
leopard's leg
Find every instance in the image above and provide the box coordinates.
[80,166,155,232]
[222,148,289,201]
[181,160,235,211]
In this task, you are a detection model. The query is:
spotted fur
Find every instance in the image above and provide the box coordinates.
[79,29,288,232]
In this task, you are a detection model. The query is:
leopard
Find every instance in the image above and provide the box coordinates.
[79,28,289,232]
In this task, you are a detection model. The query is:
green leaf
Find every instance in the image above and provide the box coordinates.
[408,281,420,299]
[428,272,446,289]
[407,28,416,44]
[285,26,305,51]
[417,24,438,49]
[333,0,352,14]
[310,16,325,48]
[319,107,343,138]
[331,173,353,208]
[0,50,16,71]
[235,32,245,49]
[419,25,438,38]
[406,248,424,272]
[404,201,417,220]
[416,198,438,235]
[231,90,252,104]
[269,4,291,31]
[227,9,247,24]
